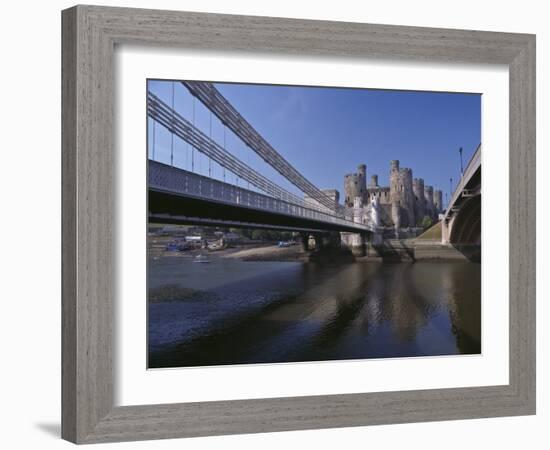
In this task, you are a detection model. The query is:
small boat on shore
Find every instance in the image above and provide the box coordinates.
[193,254,211,264]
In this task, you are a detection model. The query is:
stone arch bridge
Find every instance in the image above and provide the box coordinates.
[441,144,481,246]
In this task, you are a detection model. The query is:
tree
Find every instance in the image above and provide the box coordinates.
[251,229,271,241]
[421,215,433,230]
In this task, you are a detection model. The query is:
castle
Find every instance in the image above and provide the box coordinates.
[344,160,443,229]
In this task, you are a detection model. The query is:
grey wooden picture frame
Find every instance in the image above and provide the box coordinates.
[61,4,536,444]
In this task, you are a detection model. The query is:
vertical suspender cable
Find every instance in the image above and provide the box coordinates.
[235,130,239,187]
[191,96,195,172]
[170,81,175,167]
[223,124,226,182]
[185,100,189,170]
[152,117,156,160]
[209,110,212,177]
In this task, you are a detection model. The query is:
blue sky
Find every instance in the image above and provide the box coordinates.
[148,80,480,205]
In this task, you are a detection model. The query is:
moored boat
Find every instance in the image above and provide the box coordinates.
[193,254,211,263]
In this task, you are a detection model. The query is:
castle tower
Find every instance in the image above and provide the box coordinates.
[358,164,367,183]
[344,164,367,207]
[389,160,400,203]
[424,185,434,219]
[413,178,426,224]
[370,194,380,228]
[433,190,443,216]
[390,160,400,177]
[400,167,415,227]
[350,195,366,255]
[353,195,364,211]
[370,174,379,187]
[389,160,401,227]
[391,203,401,231]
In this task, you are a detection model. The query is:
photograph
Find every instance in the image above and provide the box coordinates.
[1,0,541,446]
[146,80,482,368]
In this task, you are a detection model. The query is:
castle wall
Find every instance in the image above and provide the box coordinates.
[367,187,391,205]
[304,189,340,212]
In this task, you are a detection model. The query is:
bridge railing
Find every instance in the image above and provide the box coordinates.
[444,143,481,220]
[149,160,371,232]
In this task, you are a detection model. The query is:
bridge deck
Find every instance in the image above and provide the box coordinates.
[148,160,371,233]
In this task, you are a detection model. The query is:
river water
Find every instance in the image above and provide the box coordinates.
[148,255,481,368]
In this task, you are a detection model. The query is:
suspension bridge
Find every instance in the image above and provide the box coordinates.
[147,81,374,236]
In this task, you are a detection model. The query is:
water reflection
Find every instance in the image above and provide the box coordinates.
[148,258,481,368]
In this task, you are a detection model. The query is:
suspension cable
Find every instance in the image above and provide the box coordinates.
[181,81,335,211]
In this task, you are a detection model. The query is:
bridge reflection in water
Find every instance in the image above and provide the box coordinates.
[148,257,480,368]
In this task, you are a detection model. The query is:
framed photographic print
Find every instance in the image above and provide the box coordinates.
[62,5,536,444]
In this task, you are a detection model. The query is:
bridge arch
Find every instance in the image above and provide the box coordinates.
[448,195,481,245]
[442,144,481,248]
